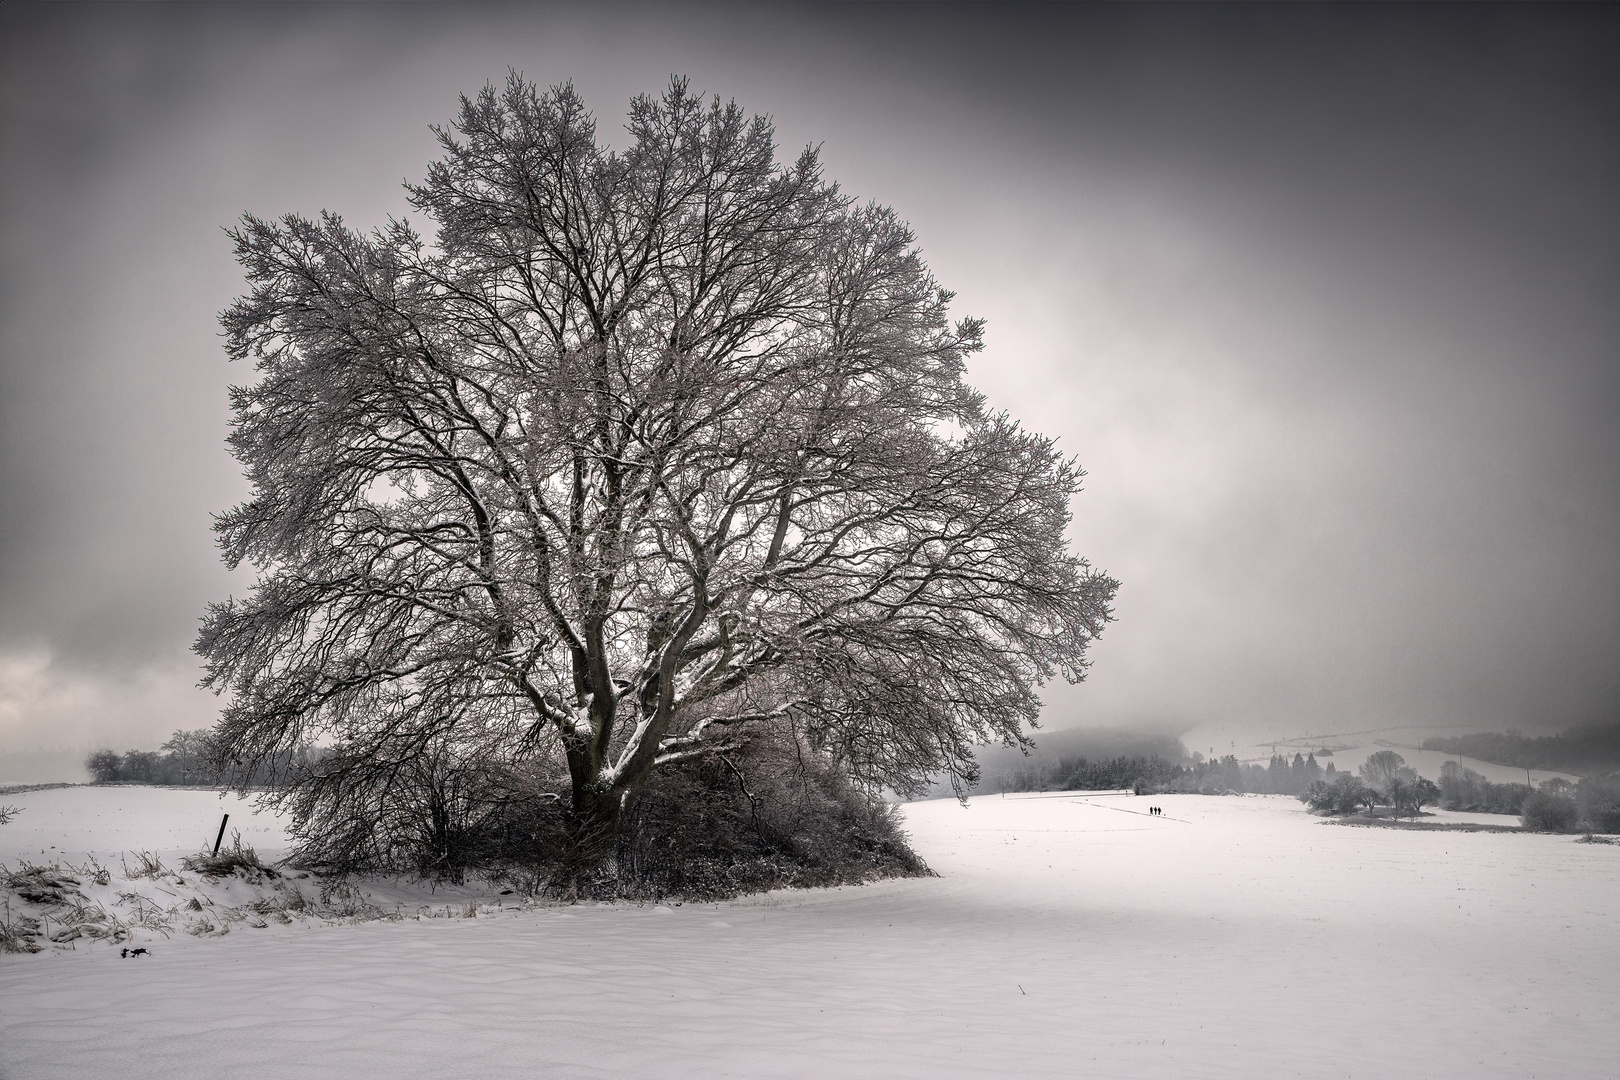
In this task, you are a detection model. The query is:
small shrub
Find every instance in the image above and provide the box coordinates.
[84,749,122,783]
[1521,789,1580,832]
[123,851,170,880]
[181,833,268,878]
[2,862,86,907]
[0,910,44,953]
[72,857,111,887]
[1300,773,1374,815]
[612,729,930,901]
[1576,773,1620,833]
[1300,781,1334,812]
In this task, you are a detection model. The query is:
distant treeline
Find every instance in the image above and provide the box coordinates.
[1437,762,1534,815]
[1439,764,1619,830]
[1422,720,1620,775]
[959,728,1189,797]
[1000,751,1339,797]
[1296,753,1620,832]
[1155,753,1343,796]
[83,731,315,788]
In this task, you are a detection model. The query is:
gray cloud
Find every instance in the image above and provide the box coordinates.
[2,3,1615,769]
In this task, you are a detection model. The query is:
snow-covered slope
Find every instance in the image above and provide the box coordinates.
[2,787,1616,1078]
[1180,721,1582,785]
[1306,743,1579,786]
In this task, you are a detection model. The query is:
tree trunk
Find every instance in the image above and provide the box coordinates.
[554,786,625,899]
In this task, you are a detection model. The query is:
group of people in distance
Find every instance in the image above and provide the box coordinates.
[1148,806,1164,816]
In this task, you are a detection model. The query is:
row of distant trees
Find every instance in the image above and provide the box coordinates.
[997,753,1182,793]
[1436,759,1620,831]
[1299,751,1442,817]
[1516,773,1620,832]
[1168,752,1337,796]
[84,731,218,786]
[1422,720,1620,775]
[994,742,1619,833]
[1436,761,1534,814]
[998,750,1343,797]
[83,732,318,788]
[1296,750,1620,832]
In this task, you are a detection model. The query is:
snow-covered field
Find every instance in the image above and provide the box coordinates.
[3,786,1616,1079]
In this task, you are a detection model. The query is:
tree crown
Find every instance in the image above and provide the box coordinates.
[199,76,1116,820]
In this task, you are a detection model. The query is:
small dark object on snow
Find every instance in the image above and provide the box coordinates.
[499,889,513,895]
[212,813,230,856]
[120,947,149,958]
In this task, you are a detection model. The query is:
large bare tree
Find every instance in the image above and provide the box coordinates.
[199,76,1116,870]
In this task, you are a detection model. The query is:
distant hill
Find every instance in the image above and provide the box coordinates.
[1422,720,1620,775]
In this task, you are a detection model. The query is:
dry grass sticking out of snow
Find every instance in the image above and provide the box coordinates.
[2,786,1618,1079]
[0,788,527,954]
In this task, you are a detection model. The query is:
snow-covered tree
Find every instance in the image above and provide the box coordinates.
[198,76,1116,877]
[84,749,121,784]
[1359,750,1406,795]
[160,729,213,784]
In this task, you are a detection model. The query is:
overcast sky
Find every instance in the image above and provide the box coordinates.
[2,2,1617,777]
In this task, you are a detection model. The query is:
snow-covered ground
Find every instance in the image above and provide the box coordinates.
[3,786,1616,1079]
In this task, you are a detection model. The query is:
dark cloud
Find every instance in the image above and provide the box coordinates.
[2,3,1615,768]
